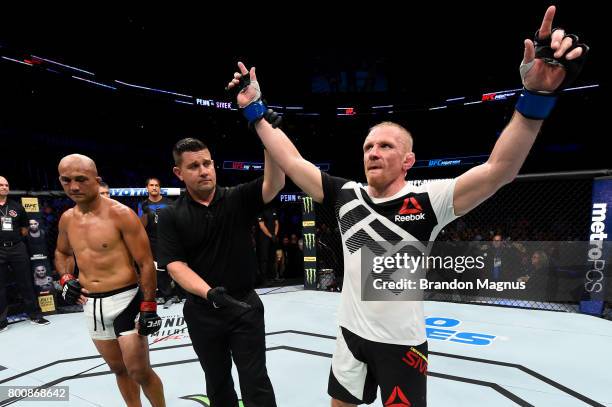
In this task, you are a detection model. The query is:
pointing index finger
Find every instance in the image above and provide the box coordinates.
[538,5,556,39]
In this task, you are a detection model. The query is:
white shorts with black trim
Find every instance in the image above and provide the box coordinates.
[84,284,141,340]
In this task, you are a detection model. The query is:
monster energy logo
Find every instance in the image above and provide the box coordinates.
[305,268,317,285]
[303,196,314,213]
[304,233,315,250]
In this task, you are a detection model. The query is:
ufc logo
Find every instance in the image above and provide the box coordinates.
[147,320,162,328]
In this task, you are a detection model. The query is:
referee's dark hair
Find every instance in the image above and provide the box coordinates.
[173,138,209,166]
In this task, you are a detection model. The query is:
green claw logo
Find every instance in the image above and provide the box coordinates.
[180,394,244,406]
[303,196,314,213]
[305,268,317,284]
[304,233,315,250]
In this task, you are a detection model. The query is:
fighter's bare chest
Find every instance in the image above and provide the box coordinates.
[67,217,121,251]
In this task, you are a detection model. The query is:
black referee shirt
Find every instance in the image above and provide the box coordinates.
[0,199,28,243]
[157,177,264,295]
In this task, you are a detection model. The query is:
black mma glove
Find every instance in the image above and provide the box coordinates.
[60,274,83,305]
[138,301,162,335]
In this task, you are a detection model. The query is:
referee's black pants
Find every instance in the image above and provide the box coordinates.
[183,290,276,407]
[0,241,41,322]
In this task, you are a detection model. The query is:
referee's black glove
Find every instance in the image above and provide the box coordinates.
[207,287,251,309]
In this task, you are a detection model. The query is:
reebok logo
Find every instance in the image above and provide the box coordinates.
[396,198,425,222]
[385,386,411,407]
[395,213,425,222]
[399,197,422,215]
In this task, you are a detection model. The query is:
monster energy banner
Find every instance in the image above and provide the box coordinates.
[302,196,317,289]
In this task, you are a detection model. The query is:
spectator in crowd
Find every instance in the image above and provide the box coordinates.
[480,234,523,284]
[137,177,178,305]
[256,206,279,286]
[99,181,110,197]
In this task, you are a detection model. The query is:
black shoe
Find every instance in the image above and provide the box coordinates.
[0,320,7,332]
[30,317,50,326]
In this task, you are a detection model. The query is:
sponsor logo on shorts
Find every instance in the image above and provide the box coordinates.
[384,385,411,407]
[402,346,428,375]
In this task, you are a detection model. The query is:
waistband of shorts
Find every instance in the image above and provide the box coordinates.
[87,283,139,298]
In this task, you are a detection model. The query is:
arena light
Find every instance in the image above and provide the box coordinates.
[412,154,489,169]
[337,107,356,116]
[114,79,193,98]
[563,84,599,92]
[72,76,118,90]
[2,48,601,118]
[31,55,95,76]
[224,161,330,171]
[1,56,32,66]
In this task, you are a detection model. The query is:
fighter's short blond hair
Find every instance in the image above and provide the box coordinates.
[367,121,413,152]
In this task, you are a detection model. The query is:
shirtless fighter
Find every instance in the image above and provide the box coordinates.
[54,154,165,407]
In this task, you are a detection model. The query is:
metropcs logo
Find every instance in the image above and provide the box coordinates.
[395,197,425,222]
[585,202,607,293]
[426,317,497,346]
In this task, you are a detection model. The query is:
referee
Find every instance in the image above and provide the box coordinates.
[158,138,284,406]
[0,176,49,331]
